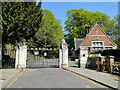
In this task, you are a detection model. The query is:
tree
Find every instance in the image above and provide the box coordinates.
[64,8,117,49]
[31,9,63,48]
[113,15,120,49]
[2,2,42,47]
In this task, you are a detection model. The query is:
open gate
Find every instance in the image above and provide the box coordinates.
[26,48,59,68]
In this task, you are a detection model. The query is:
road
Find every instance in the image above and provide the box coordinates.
[9,68,105,88]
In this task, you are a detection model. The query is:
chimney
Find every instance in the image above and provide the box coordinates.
[85,25,91,36]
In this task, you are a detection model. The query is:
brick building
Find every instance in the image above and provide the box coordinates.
[73,23,117,68]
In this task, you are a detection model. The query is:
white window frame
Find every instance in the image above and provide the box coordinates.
[93,47,103,50]
[91,41,104,47]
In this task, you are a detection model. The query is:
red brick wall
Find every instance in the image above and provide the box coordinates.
[103,47,105,50]
[89,25,105,35]
[91,47,93,51]
[107,57,114,72]
[101,57,104,65]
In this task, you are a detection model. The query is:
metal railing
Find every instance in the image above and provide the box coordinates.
[2,47,16,69]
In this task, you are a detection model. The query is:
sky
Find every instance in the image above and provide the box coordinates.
[37,1,119,31]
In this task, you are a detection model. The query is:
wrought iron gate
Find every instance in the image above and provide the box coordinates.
[26,48,59,68]
[2,46,16,69]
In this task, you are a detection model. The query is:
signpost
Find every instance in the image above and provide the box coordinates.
[34,51,39,55]
[44,52,47,57]
[43,52,47,67]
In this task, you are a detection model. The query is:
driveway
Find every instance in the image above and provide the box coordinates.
[9,68,105,88]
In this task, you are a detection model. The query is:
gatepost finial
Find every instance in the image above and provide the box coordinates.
[63,36,65,40]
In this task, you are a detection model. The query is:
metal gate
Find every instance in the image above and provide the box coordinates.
[2,46,16,69]
[26,48,59,68]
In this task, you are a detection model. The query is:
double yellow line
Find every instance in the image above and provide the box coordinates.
[3,69,24,89]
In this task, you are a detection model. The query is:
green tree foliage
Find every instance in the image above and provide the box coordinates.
[113,15,120,49]
[30,9,63,48]
[64,8,117,49]
[2,2,63,49]
[2,2,42,46]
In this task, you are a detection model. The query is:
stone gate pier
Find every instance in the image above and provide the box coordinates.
[15,42,27,69]
[59,38,68,68]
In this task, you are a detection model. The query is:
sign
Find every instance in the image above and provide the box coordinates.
[44,52,47,56]
[34,51,39,55]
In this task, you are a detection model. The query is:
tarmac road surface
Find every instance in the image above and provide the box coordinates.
[9,68,105,88]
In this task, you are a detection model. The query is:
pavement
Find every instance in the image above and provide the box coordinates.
[0,69,23,89]
[64,67,120,89]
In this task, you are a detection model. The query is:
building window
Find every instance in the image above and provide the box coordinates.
[109,47,112,50]
[100,47,103,50]
[105,47,112,50]
[93,42,103,47]
[92,41,103,51]
[99,42,102,46]
[105,47,108,50]
[93,47,103,50]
